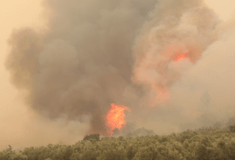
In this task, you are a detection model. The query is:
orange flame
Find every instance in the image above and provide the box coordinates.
[151,51,190,106]
[175,52,190,62]
[104,103,131,136]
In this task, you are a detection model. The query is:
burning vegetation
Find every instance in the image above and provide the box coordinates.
[5,0,234,148]
[104,103,131,136]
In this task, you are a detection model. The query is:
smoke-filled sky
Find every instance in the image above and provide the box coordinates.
[1,0,235,151]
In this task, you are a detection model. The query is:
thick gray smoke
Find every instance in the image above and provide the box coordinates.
[5,0,157,136]
[5,0,235,140]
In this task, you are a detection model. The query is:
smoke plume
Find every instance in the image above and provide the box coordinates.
[5,0,235,142]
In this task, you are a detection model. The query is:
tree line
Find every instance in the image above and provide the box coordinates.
[1,125,235,160]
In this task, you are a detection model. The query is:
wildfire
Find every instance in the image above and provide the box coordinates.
[150,50,190,106]
[104,103,131,136]
[175,52,190,62]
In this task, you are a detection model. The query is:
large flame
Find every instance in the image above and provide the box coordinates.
[104,103,131,136]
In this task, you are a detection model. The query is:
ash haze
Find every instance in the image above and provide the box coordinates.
[1,0,235,151]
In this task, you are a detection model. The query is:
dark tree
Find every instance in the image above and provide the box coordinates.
[229,125,235,132]
[83,134,100,141]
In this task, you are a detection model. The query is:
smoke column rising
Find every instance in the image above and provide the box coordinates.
[4,0,235,143]
[5,0,157,136]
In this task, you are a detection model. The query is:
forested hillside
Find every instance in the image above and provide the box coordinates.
[1,125,235,160]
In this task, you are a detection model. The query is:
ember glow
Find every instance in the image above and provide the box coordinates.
[175,52,190,62]
[133,46,193,108]
[149,84,170,107]
[104,103,131,136]
[173,52,190,62]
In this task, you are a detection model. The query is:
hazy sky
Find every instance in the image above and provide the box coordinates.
[1,0,235,151]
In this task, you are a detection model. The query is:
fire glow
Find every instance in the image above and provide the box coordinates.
[104,103,131,136]
[175,52,190,62]
[151,51,191,105]
[103,49,191,136]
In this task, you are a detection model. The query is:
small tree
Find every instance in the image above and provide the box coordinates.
[229,125,235,132]
[83,134,100,141]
